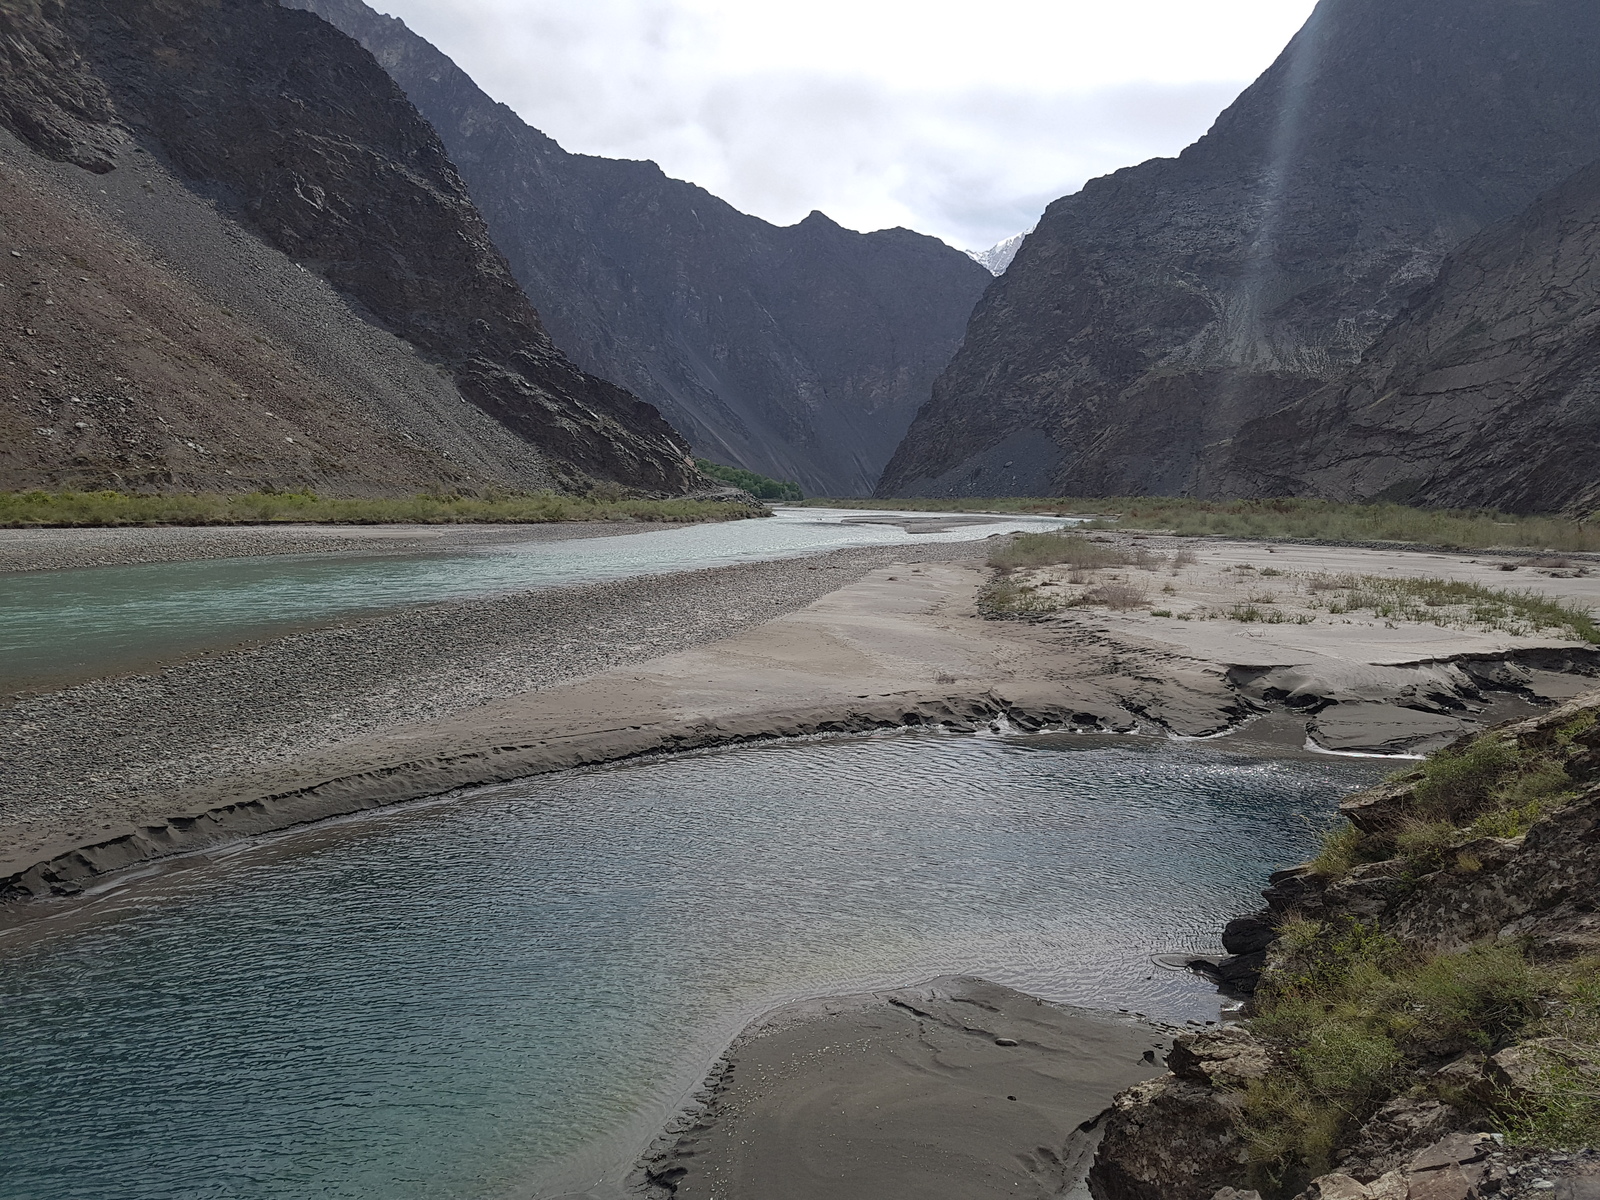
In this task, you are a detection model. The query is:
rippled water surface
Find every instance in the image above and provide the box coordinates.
[0,507,1073,689]
[0,732,1385,1200]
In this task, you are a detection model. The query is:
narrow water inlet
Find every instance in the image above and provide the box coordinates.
[0,731,1386,1200]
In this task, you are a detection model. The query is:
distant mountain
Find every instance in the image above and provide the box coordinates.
[878,0,1600,506]
[965,232,1029,276]
[0,0,698,497]
[287,0,993,498]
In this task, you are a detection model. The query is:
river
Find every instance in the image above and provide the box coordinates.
[0,728,1384,1200]
[1,507,1074,691]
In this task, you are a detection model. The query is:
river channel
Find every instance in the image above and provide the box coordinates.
[1,506,1073,691]
[0,729,1385,1200]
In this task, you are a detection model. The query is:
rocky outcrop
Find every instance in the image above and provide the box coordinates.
[285,0,994,497]
[878,0,1600,503]
[1092,695,1600,1200]
[1219,161,1600,514]
[0,0,699,495]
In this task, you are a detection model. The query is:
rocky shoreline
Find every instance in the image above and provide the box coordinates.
[1086,697,1600,1200]
[629,701,1600,1200]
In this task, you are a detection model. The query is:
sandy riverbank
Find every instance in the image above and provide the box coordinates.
[5,534,1600,907]
[629,977,1173,1200]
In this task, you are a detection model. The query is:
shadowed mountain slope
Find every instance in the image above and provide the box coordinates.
[286,0,994,497]
[1219,159,1600,514]
[0,0,698,495]
[877,0,1600,504]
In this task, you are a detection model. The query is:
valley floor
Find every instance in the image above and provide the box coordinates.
[6,532,1600,906]
[4,528,1600,1196]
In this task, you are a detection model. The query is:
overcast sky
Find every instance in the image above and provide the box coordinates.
[367,0,1317,251]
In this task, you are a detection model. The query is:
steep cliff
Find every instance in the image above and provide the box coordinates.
[1090,698,1600,1200]
[878,0,1600,502]
[285,0,994,497]
[1219,161,1600,514]
[0,0,699,495]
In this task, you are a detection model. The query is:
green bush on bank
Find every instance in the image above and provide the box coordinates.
[694,459,803,502]
[0,489,769,528]
[1242,928,1591,1196]
[1249,712,1600,1195]
[803,496,1600,553]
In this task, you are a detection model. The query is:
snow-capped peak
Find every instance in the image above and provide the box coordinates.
[965,230,1030,276]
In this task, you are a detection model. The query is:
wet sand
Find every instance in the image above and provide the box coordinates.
[631,978,1172,1200]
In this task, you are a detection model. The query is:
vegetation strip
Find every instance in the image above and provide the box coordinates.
[805,497,1600,554]
[974,531,1600,642]
[0,490,767,528]
[694,459,804,502]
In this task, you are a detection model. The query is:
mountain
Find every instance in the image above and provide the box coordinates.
[285,0,994,498]
[877,0,1600,504]
[0,0,698,497]
[965,231,1029,276]
[1219,159,1600,514]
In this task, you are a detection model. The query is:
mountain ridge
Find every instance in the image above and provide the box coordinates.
[877,0,1600,506]
[0,0,699,496]
[287,0,993,497]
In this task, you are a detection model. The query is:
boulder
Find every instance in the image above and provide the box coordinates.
[1487,1038,1599,1109]
[1223,914,1278,956]
[1168,1028,1276,1090]
[1338,1098,1470,1182]
[1088,1074,1250,1200]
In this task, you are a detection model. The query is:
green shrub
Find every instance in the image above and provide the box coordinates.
[1495,959,1600,1148]
[989,531,1137,571]
[694,459,803,501]
[976,577,1061,618]
[1244,928,1554,1196]
[1412,738,1524,822]
[1309,822,1370,878]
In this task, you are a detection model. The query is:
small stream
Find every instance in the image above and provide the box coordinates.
[0,730,1385,1200]
[0,507,1073,691]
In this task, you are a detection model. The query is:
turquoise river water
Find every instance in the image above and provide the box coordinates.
[0,730,1385,1200]
[0,507,1072,690]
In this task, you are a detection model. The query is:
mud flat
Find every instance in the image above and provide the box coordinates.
[631,977,1172,1200]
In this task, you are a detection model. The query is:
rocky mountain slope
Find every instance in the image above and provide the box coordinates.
[1089,697,1600,1200]
[878,0,1600,502]
[1217,161,1600,514]
[285,0,994,497]
[0,0,699,496]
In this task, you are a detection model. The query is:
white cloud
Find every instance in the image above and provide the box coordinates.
[368,0,1317,248]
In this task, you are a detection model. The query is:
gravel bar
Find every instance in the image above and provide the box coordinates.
[0,520,681,573]
[1,541,989,844]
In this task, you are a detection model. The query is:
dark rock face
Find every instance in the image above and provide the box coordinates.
[286,0,994,497]
[1220,161,1600,513]
[878,0,1600,501]
[0,0,698,494]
